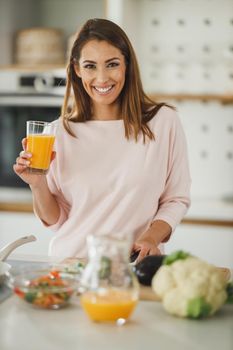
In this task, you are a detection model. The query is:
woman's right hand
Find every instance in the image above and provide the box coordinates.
[13,138,55,188]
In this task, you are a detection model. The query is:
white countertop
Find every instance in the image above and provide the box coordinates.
[1,258,233,350]
[0,187,233,222]
[0,294,232,350]
[185,197,233,221]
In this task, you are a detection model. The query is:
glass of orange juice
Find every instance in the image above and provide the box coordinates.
[26,120,56,174]
[80,235,139,324]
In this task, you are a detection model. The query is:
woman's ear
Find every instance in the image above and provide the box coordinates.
[74,65,81,78]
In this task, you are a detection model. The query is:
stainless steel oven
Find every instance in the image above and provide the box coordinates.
[0,68,66,188]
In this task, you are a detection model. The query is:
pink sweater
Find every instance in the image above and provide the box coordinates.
[46,106,191,258]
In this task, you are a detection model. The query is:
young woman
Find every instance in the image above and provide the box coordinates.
[14,18,191,261]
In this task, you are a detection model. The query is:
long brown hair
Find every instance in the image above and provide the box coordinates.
[62,18,170,142]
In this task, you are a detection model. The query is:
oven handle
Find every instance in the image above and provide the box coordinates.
[0,95,64,107]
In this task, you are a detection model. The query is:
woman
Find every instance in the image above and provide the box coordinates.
[14,18,191,261]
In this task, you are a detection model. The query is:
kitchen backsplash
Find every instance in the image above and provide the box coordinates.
[175,100,233,198]
[107,0,233,94]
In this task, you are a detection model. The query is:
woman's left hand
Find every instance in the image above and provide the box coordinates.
[132,232,161,263]
[132,220,172,263]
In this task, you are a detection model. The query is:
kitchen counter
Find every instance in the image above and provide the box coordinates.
[1,258,233,350]
[0,292,232,350]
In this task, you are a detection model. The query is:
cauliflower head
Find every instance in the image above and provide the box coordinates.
[152,251,228,318]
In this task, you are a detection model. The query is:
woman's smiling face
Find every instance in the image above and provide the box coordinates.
[75,40,126,109]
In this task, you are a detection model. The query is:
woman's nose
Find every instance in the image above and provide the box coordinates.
[95,68,108,83]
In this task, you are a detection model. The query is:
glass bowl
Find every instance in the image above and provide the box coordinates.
[7,267,79,309]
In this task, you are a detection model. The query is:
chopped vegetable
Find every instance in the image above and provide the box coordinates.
[62,261,84,274]
[14,270,74,309]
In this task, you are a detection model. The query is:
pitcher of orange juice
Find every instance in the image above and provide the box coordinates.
[80,235,139,324]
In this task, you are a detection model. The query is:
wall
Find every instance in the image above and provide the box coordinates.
[38,0,105,40]
[0,0,39,65]
[0,0,105,65]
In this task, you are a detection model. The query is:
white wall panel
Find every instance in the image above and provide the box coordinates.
[125,0,233,94]
[175,101,233,198]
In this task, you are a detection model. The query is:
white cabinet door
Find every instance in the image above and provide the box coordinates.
[0,212,54,258]
[165,223,233,268]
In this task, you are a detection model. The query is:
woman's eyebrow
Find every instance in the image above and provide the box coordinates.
[82,60,96,64]
[82,57,120,64]
[105,57,120,63]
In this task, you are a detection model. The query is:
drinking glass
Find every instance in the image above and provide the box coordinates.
[26,120,56,174]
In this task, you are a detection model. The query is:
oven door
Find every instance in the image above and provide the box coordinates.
[0,95,62,188]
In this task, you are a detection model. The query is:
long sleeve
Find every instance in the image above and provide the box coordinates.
[152,111,191,231]
[44,151,71,231]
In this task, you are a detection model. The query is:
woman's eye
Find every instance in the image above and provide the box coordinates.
[107,62,119,68]
[84,64,96,69]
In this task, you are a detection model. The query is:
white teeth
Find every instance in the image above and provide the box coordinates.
[94,86,113,93]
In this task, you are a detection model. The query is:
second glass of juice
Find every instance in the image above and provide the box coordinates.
[80,235,139,324]
[26,120,56,174]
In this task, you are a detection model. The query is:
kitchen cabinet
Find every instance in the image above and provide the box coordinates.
[0,211,53,257]
[1,203,233,268]
[165,223,233,269]
[165,198,233,269]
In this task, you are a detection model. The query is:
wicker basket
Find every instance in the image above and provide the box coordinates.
[15,27,65,65]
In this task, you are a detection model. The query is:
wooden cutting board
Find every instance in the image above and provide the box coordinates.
[139,267,231,301]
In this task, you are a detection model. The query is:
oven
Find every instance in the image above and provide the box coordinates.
[0,69,66,188]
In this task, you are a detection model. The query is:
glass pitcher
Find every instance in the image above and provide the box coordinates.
[80,235,139,324]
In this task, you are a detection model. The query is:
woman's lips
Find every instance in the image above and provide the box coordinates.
[93,85,114,94]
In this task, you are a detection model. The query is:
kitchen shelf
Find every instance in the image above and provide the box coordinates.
[182,218,233,228]
[149,93,233,104]
[0,202,33,213]
[0,64,66,72]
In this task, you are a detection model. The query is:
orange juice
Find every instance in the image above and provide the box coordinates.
[27,134,55,173]
[80,289,138,322]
